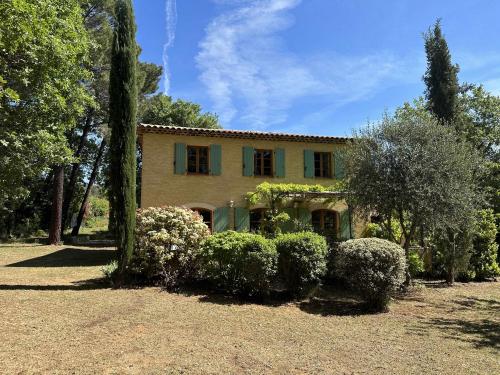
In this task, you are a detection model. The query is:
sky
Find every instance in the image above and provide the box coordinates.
[133,0,500,136]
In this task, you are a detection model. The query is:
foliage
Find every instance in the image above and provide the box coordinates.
[361,219,402,244]
[87,196,110,219]
[274,232,328,295]
[0,0,92,204]
[423,19,460,123]
[139,93,221,129]
[467,209,500,280]
[199,231,277,296]
[407,250,425,278]
[109,0,138,274]
[132,206,210,286]
[334,238,406,311]
[246,182,342,238]
[346,109,484,284]
[101,260,119,285]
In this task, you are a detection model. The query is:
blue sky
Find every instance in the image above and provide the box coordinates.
[134,0,500,136]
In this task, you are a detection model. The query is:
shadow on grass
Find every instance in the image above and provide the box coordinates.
[0,277,109,291]
[424,317,500,350]
[6,248,116,267]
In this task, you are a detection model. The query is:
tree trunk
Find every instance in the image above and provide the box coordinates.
[48,165,64,245]
[61,113,93,232]
[71,140,106,236]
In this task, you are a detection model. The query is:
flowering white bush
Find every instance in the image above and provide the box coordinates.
[132,206,210,287]
[334,238,406,311]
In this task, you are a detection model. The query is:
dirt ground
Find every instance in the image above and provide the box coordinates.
[0,243,498,374]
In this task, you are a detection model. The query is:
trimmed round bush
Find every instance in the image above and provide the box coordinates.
[132,206,210,287]
[200,231,277,296]
[274,231,328,295]
[334,238,406,311]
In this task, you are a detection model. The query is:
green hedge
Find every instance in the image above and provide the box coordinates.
[200,231,277,296]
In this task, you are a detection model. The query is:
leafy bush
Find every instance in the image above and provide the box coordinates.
[101,260,118,285]
[467,209,499,280]
[274,232,328,295]
[334,238,406,311]
[131,206,210,287]
[200,231,277,296]
[408,249,425,278]
[87,196,109,218]
[361,219,402,242]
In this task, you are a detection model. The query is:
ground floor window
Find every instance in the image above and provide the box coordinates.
[250,208,266,232]
[312,209,338,235]
[192,208,213,231]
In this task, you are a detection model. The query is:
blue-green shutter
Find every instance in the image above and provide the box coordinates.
[297,207,311,226]
[242,147,254,176]
[174,143,186,174]
[334,151,345,179]
[280,207,295,233]
[235,207,249,232]
[210,144,222,175]
[304,149,314,178]
[214,207,229,232]
[339,209,351,240]
[275,148,285,178]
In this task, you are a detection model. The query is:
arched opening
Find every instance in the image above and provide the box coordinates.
[192,208,213,232]
[249,208,266,233]
[311,209,338,238]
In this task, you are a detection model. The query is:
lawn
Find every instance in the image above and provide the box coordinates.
[0,244,498,374]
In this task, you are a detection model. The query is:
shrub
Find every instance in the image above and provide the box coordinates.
[408,249,425,278]
[334,238,406,311]
[467,209,499,280]
[132,206,210,287]
[87,196,109,218]
[200,231,277,296]
[274,232,328,295]
[101,260,118,285]
[361,219,402,242]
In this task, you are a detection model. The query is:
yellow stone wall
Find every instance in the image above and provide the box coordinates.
[140,131,363,236]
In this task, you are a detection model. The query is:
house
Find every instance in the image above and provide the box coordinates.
[138,124,360,239]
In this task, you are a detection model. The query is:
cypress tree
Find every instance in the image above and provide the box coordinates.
[109,0,137,276]
[423,19,460,123]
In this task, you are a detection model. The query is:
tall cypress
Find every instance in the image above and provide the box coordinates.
[423,19,460,123]
[109,0,137,276]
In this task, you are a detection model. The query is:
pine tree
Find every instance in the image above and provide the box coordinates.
[108,0,137,276]
[423,19,460,123]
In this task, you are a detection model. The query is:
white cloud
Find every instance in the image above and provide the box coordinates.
[163,0,177,94]
[196,0,418,129]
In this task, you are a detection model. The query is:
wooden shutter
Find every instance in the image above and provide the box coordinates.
[242,146,254,176]
[234,207,249,232]
[174,143,186,174]
[339,209,352,240]
[334,151,345,179]
[297,207,312,227]
[304,149,314,178]
[214,207,229,232]
[210,144,222,175]
[274,148,285,178]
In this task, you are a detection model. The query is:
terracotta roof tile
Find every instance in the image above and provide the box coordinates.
[138,124,349,144]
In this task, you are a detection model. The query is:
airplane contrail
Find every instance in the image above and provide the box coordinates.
[163,0,177,95]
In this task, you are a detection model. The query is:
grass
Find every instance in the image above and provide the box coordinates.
[1,244,499,374]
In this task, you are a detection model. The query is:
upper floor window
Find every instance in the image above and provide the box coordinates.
[187,146,209,174]
[314,152,332,178]
[254,149,273,177]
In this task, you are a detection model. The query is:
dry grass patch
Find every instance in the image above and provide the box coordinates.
[0,243,498,374]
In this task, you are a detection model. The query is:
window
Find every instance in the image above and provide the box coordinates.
[192,208,213,231]
[314,152,332,178]
[250,208,266,232]
[187,146,209,174]
[254,149,273,177]
[312,209,338,235]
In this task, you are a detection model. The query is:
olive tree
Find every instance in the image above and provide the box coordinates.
[346,110,483,284]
